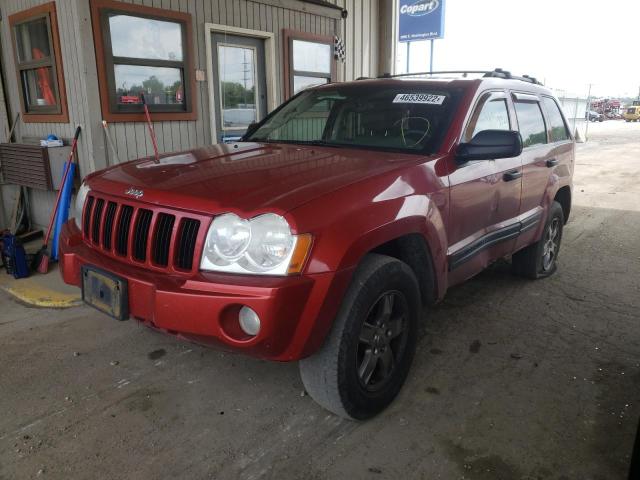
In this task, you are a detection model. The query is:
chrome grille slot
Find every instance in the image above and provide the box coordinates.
[152,213,175,267]
[83,196,94,237]
[115,205,134,256]
[133,209,153,262]
[91,199,105,244]
[176,218,200,270]
[102,202,117,249]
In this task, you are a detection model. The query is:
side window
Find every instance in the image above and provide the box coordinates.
[465,96,510,141]
[9,2,69,122]
[542,97,570,142]
[514,101,547,147]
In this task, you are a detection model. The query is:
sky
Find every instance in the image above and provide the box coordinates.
[396,0,640,99]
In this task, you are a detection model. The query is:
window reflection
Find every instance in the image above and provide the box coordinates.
[218,44,257,129]
[114,65,184,105]
[109,15,183,61]
[292,40,330,73]
[21,67,56,107]
[15,17,50,62]
[293,76,328,94]
[514,101,547,147]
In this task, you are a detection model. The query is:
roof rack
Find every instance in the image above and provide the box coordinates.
[377,68,543,85]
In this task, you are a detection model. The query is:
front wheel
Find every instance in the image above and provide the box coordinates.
[512,201,565,279]
[299,254,420,420]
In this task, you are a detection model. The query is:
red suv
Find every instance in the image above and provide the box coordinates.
[59,70,574,419]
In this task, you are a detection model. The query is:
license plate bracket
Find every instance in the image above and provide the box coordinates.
[81,265,129,321]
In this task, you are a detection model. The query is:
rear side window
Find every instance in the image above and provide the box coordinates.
[542,97,570,142]
[514,101,547,147]
[465,96,510,141]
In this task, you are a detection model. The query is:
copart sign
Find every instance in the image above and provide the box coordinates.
[398,0,445,42]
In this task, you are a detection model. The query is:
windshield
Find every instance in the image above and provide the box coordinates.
[244,84,461,154]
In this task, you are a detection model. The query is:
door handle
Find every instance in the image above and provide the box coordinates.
[503,170,522,181]
[546,158,559,167]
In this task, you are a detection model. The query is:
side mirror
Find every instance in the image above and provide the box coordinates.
[456,130,523,163]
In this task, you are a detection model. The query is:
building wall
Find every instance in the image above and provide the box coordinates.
[0,0,383,229]
[0,65,8,144]
[329,0,379,80]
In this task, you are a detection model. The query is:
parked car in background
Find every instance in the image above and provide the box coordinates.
[586,110,604,122]
[623,106,640,122]
[58,69,574,419]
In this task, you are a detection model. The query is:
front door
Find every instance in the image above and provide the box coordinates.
[447,91,523,282]
[211,33,268,142]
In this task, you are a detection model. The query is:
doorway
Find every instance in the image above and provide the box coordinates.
[205,25,276,144]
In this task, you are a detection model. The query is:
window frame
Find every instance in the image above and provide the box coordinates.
[283,29,335,100]
[90,0,197,122]
[8,2,69,123]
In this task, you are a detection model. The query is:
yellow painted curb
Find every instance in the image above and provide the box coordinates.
[0,279,81,308]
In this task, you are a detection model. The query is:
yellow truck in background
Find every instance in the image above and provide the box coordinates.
[623,105,640,122]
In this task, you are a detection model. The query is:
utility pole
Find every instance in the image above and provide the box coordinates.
[429,39,434,72]
[584,83,592,142]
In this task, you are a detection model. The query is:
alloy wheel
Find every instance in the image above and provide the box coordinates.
[542,217,560,271]
[356,291,409,392]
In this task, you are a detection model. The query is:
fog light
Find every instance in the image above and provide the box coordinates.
[239,306,261,336]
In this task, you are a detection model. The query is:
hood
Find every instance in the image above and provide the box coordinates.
[87,142,425,216]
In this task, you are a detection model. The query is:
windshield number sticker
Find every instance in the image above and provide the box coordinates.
[392,93,446,105]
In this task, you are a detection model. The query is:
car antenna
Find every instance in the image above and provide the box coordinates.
[141,92,160,164]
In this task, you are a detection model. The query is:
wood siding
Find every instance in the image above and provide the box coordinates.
[0,64,8,143]
[329,0,379,81]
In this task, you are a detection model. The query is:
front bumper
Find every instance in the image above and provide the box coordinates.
[58,221,351,361]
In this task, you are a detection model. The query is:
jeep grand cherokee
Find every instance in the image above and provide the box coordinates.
[59,70,574,419]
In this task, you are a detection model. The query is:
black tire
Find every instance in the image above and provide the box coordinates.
[512,201,565,279]
[299,254,421,420]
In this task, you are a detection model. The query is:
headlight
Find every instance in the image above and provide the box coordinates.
[72,182,90,228]
[203,214,251,265]
[200,213,312,276]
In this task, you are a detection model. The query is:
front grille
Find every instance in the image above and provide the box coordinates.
[82,194,203,273]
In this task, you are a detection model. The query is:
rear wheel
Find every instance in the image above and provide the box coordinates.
[512,201,564,279]
[299,254,420,420]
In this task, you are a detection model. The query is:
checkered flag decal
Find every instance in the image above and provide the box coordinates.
[334,35,346,62]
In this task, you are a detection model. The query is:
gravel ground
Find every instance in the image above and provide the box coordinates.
[1,120,639,480]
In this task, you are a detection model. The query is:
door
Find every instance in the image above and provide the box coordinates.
[211,33,268,142]
[447,91,523,280]
[510,93,555,250]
